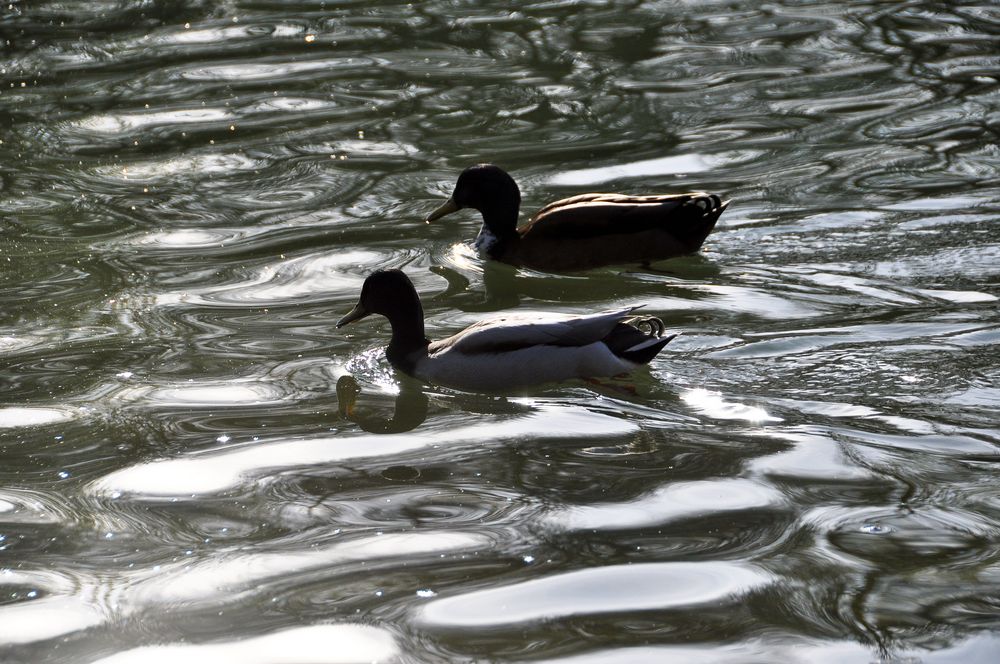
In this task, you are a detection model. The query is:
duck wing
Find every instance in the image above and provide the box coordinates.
[429,307,639,356]
[521,192,726,241]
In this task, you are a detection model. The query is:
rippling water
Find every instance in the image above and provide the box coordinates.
[2,0,999,662]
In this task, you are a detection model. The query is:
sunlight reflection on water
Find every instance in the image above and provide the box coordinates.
[549,151,763,186]
[0,407,76,429]
[417,562,772,627]
[90,625,397,664]
[681,389,782,423]
[89,405,638,496]
[2,0,999,662]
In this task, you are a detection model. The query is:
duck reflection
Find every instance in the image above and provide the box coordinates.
[336,375,428,434]
[431,251,722,314]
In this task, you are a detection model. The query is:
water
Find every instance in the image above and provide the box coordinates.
[1,0,999,661]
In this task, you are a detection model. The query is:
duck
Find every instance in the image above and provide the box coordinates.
[336,269,676,392]
[426,164,729,272]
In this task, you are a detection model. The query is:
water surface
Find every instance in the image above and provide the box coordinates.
[2,1,999,662]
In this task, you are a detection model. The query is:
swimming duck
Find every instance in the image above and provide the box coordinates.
[336,269,676,392]
[426,164,729,271]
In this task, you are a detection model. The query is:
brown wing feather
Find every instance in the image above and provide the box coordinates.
[520,192,715,241]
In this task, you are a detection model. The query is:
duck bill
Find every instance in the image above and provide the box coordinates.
[425,197,460,222]
[336,303,370,328]
[340,400,355,418]
[336,375,360,418]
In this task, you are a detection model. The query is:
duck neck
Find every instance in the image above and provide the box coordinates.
[476,203,520,257]
[383,298,430,370]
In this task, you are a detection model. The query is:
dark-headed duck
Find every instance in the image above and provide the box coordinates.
[426,164,728,271]
[337,269,675,392]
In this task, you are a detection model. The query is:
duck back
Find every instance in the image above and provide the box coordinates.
[512,193,727,270]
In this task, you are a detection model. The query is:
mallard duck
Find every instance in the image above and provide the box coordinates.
[336,269,676,392]
[426,164,729,271]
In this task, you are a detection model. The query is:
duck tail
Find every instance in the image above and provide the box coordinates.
[604,315,677,365]
[695,193,728,212]
[619,332,677,365]
[688,191,728,221]
[623,315,665,337]
[686,193,729,214]
[663,193,729,249]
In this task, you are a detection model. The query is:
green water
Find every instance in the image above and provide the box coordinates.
[2,1,999,662]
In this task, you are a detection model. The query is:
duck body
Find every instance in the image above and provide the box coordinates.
[337,269,675,392]
[418,309,666,391]
[427,164,729,272]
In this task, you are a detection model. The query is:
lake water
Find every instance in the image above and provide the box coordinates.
[2,1,999,662]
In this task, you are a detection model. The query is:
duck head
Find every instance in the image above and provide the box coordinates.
[336,269,422,329]
[337,270,429,360]
[426,164,521,234]
[338,269,429,370]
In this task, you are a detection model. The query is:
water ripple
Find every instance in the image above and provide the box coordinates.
[90,625,397,664]
[3,0,1000,661]
[417,562,771,628]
